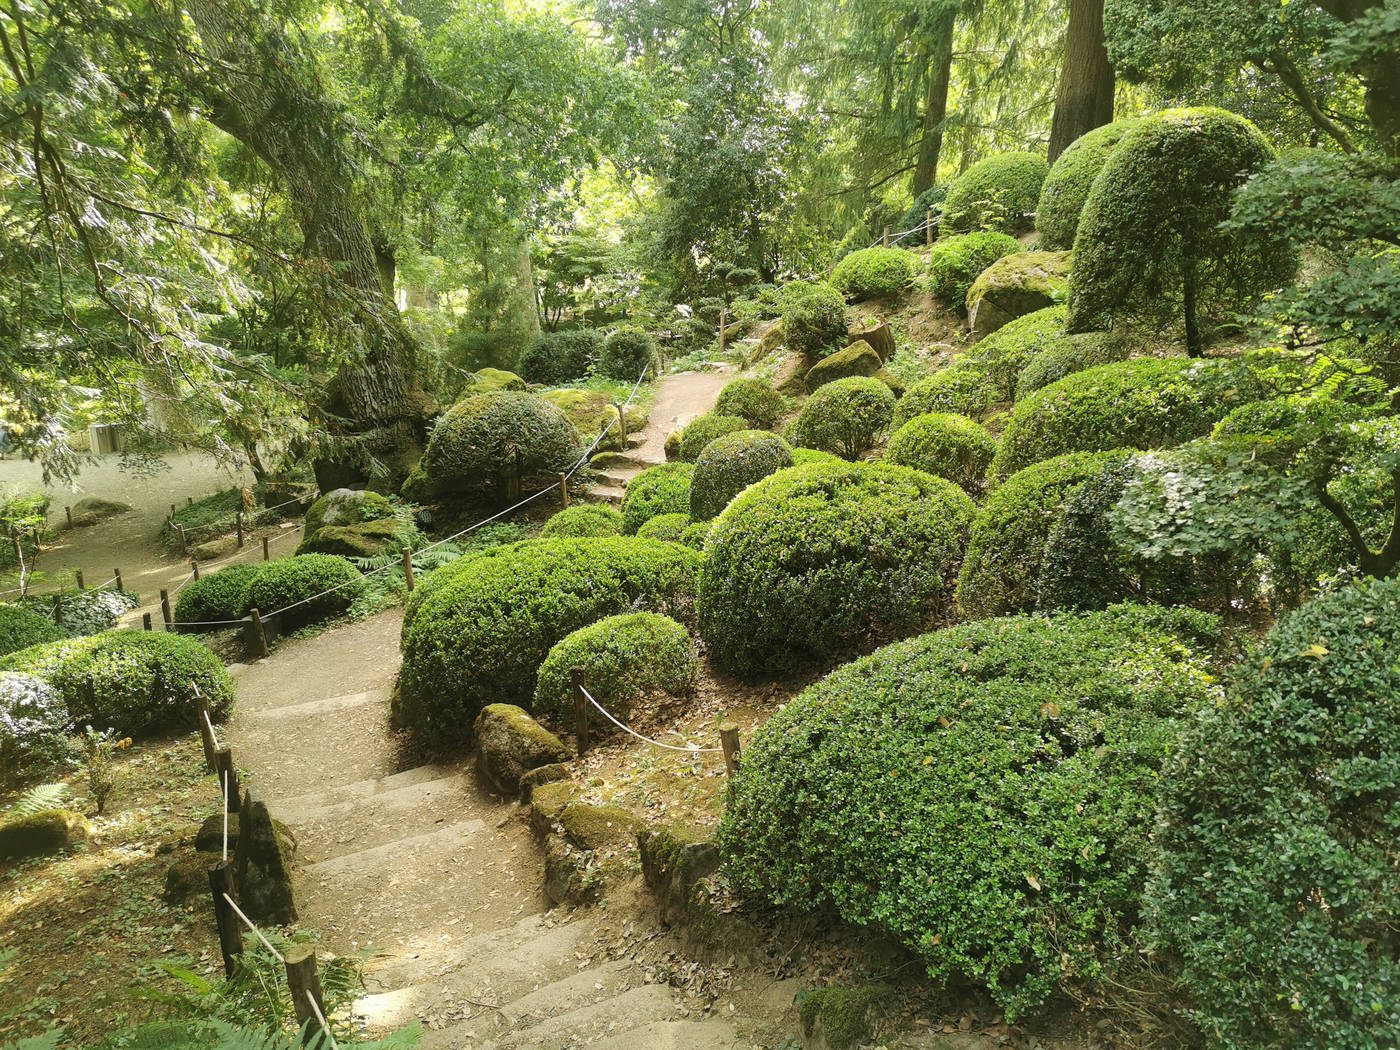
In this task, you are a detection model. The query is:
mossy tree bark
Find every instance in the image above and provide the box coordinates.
[1047,0,1115,163]
[912,8,957,196]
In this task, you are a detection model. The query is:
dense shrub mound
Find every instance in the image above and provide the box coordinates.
[942,152,1048,235]
[894,366,998,425]
[719,604,1221,1017]
[831,247,918,300]
[635,512,690,543]
[680,520,712,549]
[398,538,702,742]
[793,376,896,460]
[698,461,975,675]
[1148,579,1400,1049]
[677,413,751,462]
[690,430,795,520]
[778,281,849,359]
[957,451,1125,618]
[962,306,1068,401]
[1014,331,1136,400]
[598,327,658,381]
[518,329,603,384]
[886,413,996,494]
[620,462,695,534]
[1034,119,1140,249]
[246,554,363,628]
[925,232,1022,307]
[991,357,1262,478]
[540,504,624,538]
[0,632,234,738]
[534,612,697,729]
[172,563,265,626]
[715,377,785,429]
[898,185,947,236]
[0,671,67,783]
[0,605,65,657]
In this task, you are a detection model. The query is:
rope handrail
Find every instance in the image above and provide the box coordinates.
[304,990,341,1050]
[222,892,285,963]
[580,685,722,753]
[864,215,938,251]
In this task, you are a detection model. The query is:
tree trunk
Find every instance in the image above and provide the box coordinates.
[1047,0,1115,163]
[911,8,957,196]
[1364,61,1400,157]
[1182,260,1201,358]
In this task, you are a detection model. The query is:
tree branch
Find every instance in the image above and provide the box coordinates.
[1262,53,1357,154]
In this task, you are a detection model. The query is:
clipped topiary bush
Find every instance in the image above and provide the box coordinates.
[518,329,603,384]
[990,357,1263,479]
[790,447,843,468]
[925,232,1022,308]
[715,377,785,430]
[719,603,1222,1019]
[778,281,849,359]
[540,504,624,539]
[0,632,234,738]
[689,430,795,521]
[635,512,690,543]
[1035,119,1141,250]
[598,327,658,381]
[698,461,976,674]
[398,538,702,741]
[792,376,896,460]
[677,413,750,462]
[898,185,948,237]
[957,450,1126,618]
[245,554,363,629]
[941,152,1049,235]
[894,366,999,426]
[620,462,695,534]
[680,519,712,549]
[831,247,918,301]
[886,413,996,494]
[961,306,1068,401]
[1147,579,1400,1049]
[172,563,265,628]
[0,605,65,657]
[534,612,697,729]
[1014,330,1138,400]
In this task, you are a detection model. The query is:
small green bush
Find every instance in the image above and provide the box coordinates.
[698,461,975,674]
[689,431,795,520]
[399,538,702,741]
[898,185,948,236]
[957,450,1126,618]
[1014,331,1136,400]
[172,564,265,627]
[1035,120,1141,249]
[778,281,849,359]
[620,462,695,534]
[680,519,712,549]
[1148,579,1400,1049]
[831,247,918,300]
[894,366,998,426]
[245,554,363,629]
[962,306,1068,401]
[598,327,658,381]
[635,512,690,543]
[517,329,603,384]
[790,447,843,468]
[0,605,65,657]
[533,612,697,729]
[925,232,1022,307]
[886,413,996,494]
[715,378,785,429]
[0,632,234,738]
[720,604,1221,1017]
[793,376,896,460]
[942,153,1049,235]
[540,504,624,538]
[677,413,750,462]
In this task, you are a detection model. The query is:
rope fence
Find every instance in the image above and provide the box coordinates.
[579,684,722,754]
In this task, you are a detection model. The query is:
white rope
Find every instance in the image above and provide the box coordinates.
[865,215,939,250]
[222,770,230,863]
[304,990,341,1050]
[580,685,722,753]
[222,893,285,963]
[203,709,221,751]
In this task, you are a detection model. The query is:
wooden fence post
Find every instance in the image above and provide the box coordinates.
[558,473,569,510]
[571,667,589,757]
[285,946,328,1046]
[215,746,240,814]
[191,560,200,581]
[262,536,270,562]
[52,594,62,627]
[65,506,73,529]
[209,860,243,977]
[74,569,84,590]
[142,612,152,631]
[160,589,172,628]
[613,404,628,447]
[169,503,177,521]
[927,209,935,247]
[718,304,728,357]
[882,225,891,247]
[236,510,244,548]
[720,725,742,777]
[401,547,415,592]
[176,524,187,556]
[114,568,123,591]
[249,608,269,659]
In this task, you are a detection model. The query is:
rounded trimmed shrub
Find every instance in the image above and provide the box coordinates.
[680,520,712,549]
[689,431,795,520]
[1014,331,1137,400]
[990,357,1263,479]
[534,612,697,729]
[962,306,1068,401]
[886,413,996,494]
[172,564,265,627]
[793,376,896,460]
[957,450,1126,619]
[942,152,1049,235]
[414,391,580,501]
[517,329,603,384]
[0,605,65,657]
[1147,579,1400,1049]
[635,512,690,543]
[0,632,234,738]
[719,604,1222,1018]
[598,327,658,381]
[831,247,918,300]
[245,554,363,629]
[398,538,702,741]
[778,281,849,359]
[620,462,695,534]
[894,366,998,426]
[715,378,785,429]
[677,413,750,462]
[925,232,1022,307]
[540,504,624,539]
[898,185,948,236]
[1035,119,1140,249]
[790,447,843,468]
[697,461,976,675]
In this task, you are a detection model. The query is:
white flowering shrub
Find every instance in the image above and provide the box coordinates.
[0,670,70,785]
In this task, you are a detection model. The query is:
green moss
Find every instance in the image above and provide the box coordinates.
[804,341,882,392]
[798,986,888,1050]
[558,802,643,850]
[297,518,404,559]
[0,808,88,859]
[304,489,395,537]
[473,367,526,392]
[831,247,918,300]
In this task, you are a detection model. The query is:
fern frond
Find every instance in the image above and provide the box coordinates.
[9,783,68,818]
[1,1029,63,1050]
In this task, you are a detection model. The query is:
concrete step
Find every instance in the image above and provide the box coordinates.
[365,913,586,992]
[587,1019,742,1049]
[424,984,680,1050]
[241,688,387,722]
[269,763,459,818]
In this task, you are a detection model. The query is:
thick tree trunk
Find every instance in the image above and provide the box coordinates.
[911,9,956,196]
[1048,0,1115,163]
[1364,63,1400,157]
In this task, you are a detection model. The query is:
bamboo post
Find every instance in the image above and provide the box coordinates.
[882,225,891,247]
[74,569,84,591]
[65,506,73,529]
[215,746,240,814]
[571,667,589,758]
[195,688,218,773]
[613,403,628,447]
[285,946,327,1046]
[176,524,187,555]
[209,860,243,977]
[927,209,935,247]
[249,608,269,659]
[262,536,270,562]
[720,725,742,777]
[142,612,152,631]
[558,473,569,510]
[160,589,172,628]
[236,510,244,548]
[191,560,200,581]
[401,546,415,592]
[114,568,123,590]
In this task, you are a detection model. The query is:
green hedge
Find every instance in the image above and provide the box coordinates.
[518,329,603,384]
[885,413,996,494]
[689,430,795,520]
[893,366,998,426]
[598,327,658,381]
[719,604,1221,1018]
[245,554,363,629]
[698,461,975,675]
[0,632,234,738]
[534,612,697,729]
[778,281,849,359]
[1148,579,1400,1049]
[0,605,65,657]
[1014,331,1136,400]
[715,378,785,429]
[680,520,712,549]
[398,538,702,743]
[831,247,918,300]
[942,153,1048,235]
[172,563,265,627]
[677,413,751,462]
[620,462,695,534]
[540,504,624,539]
[1035,120,1140,250]
[792,376,896,460]
[925,232,1023,307]
[635,512,690,543]
[962,306,1068,401]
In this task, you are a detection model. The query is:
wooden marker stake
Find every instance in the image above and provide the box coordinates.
[927,209,935,247]
[720,725,742,777]
[191,560,200,581]
[176,524,187,555]
[65,506,73,529]
[401,546,415,592]
[195,689,218,772]
[209,860,243,977]
[571,667,590,757]
[142,612,152,631]
[114,568,123,590]
[882,225,891,247]
[236,510,244,548]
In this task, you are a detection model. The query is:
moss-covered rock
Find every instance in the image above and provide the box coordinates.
[530,780,576,837]
[474,703,572,796]
[558,802,643,851]
[637,825,720,926]
[472,367,526,392]
[803,341,882,392]
[965,250,1073,340]
[163,852,212,905]
[234,789,296,925]
[70,497,133,527]
[296,518,403,559]
[0,808,88,859]
[798,985,891,1050]
[539,389,648,453]
[518,762,571,802]
[304,488,395,536]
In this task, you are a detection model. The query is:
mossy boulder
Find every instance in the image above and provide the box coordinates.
[539,390,648,453]
[803,341,882,392]
[798,985,891,1050]
[965,250,1073,340]
[234,789,296,925]
[518,762,571,802]
[0,808,89,860]
[530,780,576,837]
[472,367,526,392]
[70,497,133,527]
[304,488,395,536]
[638,825,721,926]
[163,852,212,905]
[558,802,643,851]
[297,518,403,559]
[474,703,573,796]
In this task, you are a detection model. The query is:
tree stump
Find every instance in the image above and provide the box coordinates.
[846,317,895,361]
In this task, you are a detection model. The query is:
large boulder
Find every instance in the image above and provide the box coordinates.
[297,518,403,559]
[965,250,1073,340]
[71,497,133,527]
[0,808,89,860]
[638,825,721,926]
[234,789,297,924]
[474,704,572,796]
[804,341,882,392]
[305,488,394,534]
[471,367,526,392]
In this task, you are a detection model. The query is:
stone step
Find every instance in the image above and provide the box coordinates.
[424,984,680,1050]
[302,818,488,876]
[241,688,387,721]
[591,485,626,505]
[365,912,585,992]
[587,1019,742,1049]
[269,763,458,818]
